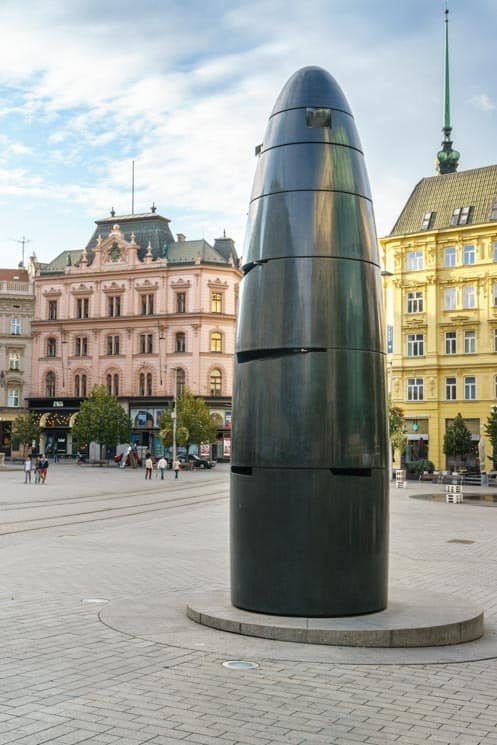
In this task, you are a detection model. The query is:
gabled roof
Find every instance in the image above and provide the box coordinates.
[390,165,497,236]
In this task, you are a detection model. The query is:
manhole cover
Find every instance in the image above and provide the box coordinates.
[222,660,259,670]
[448,539,475,544]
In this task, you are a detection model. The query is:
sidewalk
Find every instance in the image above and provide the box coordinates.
[2,466,497,744]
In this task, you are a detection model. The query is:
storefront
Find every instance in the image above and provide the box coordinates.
[28,398,82,457]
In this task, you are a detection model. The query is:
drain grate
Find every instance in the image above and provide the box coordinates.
[222,660,259,670]
[448,539,475,544]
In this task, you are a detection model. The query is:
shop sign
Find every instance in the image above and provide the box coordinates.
[53,401,64,408]
[223,437,231,458]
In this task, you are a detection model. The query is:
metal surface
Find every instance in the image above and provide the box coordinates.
[230,66,388,617]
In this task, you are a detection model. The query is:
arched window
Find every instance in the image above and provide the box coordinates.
[139,373,145,396]
[210,332,222,352]
[7,387,20,407]
[176,368,185,396]
[146,373,152,396]
[81,374,87,397]
[106,374,112,394]
[46,371,56,397]
[75,374,81,397]
[175,332,186,353]
[113,374,119,396]
[47,337,57,357]
[210,369,222,396]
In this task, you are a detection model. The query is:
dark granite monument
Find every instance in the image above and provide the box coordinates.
[230,66,389,617]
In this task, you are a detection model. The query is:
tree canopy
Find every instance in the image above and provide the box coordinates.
[389,402,406,458]
[443,412,473,464]
[71,385,131,449]
[159,389,218,451]
[11,412,40,455]
[484,406,497,467]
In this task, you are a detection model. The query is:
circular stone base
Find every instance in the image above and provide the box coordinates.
[186,590,484,648]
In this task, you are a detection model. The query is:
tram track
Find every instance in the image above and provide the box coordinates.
[0,486,228,536]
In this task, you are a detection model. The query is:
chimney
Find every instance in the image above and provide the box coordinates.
[177,233,186,242]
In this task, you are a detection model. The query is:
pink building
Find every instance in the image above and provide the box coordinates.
[29,209,241,459]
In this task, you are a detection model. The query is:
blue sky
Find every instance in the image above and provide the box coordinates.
[0,0,496,267]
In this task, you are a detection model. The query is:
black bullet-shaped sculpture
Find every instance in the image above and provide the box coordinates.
[230,66,388,617]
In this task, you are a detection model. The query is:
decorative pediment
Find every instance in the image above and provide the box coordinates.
[97,226,139,265]
[102,282,126,295]
[42,287,62,298]
[135,279,159,291]
[70,283,94,296]
[171,278,191,289]
[207,278,229,289]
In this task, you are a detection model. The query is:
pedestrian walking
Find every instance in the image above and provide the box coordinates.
[23,455,32,484]
[157,456,167,480]
[173,459,180,479]
[38,454,49,484]
[34,456,40,484]
[145,453,153,480]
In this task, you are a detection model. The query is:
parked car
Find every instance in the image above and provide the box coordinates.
[178,453,216,469]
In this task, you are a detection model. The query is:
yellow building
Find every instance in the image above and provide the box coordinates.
[381,165,497,470]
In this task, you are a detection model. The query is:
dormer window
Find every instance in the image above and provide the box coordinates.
[421,211,435,230]
[450,206,473,225]
[491,199,497,220]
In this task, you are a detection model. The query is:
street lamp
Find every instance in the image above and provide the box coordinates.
[171,367,178,466]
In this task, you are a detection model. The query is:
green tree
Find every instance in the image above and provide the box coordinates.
[443,412,473,468]
[159,389,218,452]
[71,385,131,457]
[389,403,406,459]
[484,406,497,468]
[11,412,40,456]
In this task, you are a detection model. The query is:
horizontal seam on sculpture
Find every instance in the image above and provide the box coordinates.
[236,347,386,362]
[242,256,381,272]
[268,105,354,119]
[250,188,373,203]
[258,141,364,156]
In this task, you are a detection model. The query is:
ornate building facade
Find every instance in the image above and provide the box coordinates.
[380,8,497,472]
[0,268,35,457]
[29,209,240,459]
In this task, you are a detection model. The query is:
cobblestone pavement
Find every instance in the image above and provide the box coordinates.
[2,463,497,744]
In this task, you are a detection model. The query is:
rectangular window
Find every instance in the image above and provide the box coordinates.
[48,300,57,320]
[494,375,497,398]
[495,328,497,353]
[464,330,476,354]
[211,292,223,313]
[407,291,423,313]
[9,352,20,370]
[107,335,119,355]
[494,242,497,262]
[139,334,153,354]
[176,292,186,313]
[407,378,424,401]
[406,251,423,271]
[407,333,424,357]
[445,331,456,354]
[491,199,497,220]
[10,318,21,335]
[464,376,476,400]
[493,284,497,307]
[421,211,435,230]
[444,287,457,310]
[444,247,456,267]
[463,244,475,265]
[7,387,20,407]
[462,285,476,309]
[108,296,121,317]
[451,206,473,225]
[141,294,154,315]
[75,337,88,356]
[77,297,89,319]
[446,377,457,400]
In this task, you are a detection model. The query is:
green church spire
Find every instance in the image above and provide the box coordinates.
[436,4,460,174]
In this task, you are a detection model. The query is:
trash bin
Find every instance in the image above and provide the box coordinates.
[0,453,5,466]
[481,472,489,487]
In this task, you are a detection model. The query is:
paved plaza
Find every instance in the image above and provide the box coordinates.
[3,462,497,744]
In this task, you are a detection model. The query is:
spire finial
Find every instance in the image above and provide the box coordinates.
[436,2,459,174]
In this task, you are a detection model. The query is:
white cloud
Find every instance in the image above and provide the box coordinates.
[469,93,496,111]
